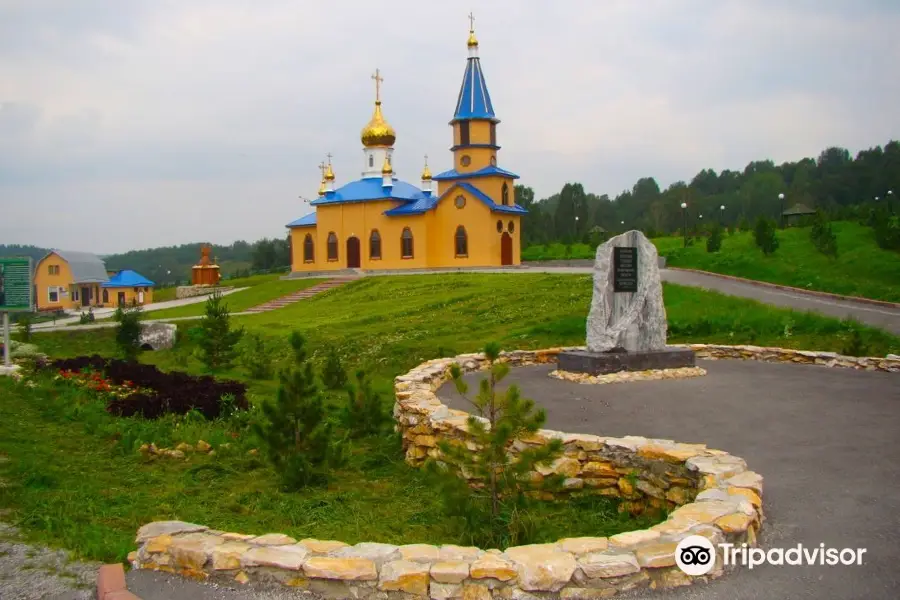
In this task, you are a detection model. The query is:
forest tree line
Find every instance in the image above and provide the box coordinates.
[516,140,900,246]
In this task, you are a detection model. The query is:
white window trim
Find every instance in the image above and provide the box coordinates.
[48,286,61,303]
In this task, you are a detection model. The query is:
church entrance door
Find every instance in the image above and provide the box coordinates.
[501,232,513,266]
[346,237,361,268]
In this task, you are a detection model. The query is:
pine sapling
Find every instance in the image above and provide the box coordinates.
[342,369,389,437]
[198,291,243,372]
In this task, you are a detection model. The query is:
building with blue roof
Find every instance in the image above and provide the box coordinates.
[287,16,526,273]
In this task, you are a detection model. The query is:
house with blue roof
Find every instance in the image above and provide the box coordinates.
[287,17,526,273]
[33,250,155,310]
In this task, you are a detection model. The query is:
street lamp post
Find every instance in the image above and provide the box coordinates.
[888,190,894,214]
[680,202,688,247]
[719,204,725,226]
[778,193,785,229]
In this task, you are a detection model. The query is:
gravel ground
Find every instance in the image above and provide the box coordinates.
[0,520,100,600]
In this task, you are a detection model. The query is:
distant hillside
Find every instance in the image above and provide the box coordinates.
[1,238,288,286]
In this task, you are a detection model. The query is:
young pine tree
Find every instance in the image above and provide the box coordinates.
[239,332,276,379]
[342,369,389,438]
[753,216,780,255]
[322,345,348,391]
[198,291,243,372]
[810,211,838,259]
[706,224,723,253]
[114,304,143,361]
[427,343,562,548]
[253,332,342,490]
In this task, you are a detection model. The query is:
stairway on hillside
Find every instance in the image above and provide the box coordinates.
[244,277,357,313]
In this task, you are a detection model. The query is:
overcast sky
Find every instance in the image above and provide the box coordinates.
[2,0,899,254]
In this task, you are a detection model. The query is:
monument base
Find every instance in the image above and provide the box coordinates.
[557,347,696,375]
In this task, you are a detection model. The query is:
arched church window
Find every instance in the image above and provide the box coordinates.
[459,122,470,145]
[327,232,338,261]
[496,220,503,233]
[455,226,468,257]
[508,221,515,233]
[502,182,510,206]
[401,228,414,259]
[369,155,374,168]
[303,234,315,263]
[370,230,382,259]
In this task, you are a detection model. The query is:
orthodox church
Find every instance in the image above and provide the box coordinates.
[287,19,526,273]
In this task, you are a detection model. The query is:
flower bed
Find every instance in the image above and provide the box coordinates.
[49,355,248,419]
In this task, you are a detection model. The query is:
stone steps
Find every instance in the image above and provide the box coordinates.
[244,278,356,313]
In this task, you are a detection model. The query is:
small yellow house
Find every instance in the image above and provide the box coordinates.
[287,21,525,273]
[33,250,154,311]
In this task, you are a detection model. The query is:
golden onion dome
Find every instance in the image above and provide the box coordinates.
[317,178,326,196]
[421,162,432,181]
[324,163,335,181]
[361,101,396,147]
[382,155,393,175]
[467,29,478,48]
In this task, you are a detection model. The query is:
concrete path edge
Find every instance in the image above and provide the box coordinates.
[97,563,142,600]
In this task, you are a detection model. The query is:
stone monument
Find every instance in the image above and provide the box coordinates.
[557,230,695,374]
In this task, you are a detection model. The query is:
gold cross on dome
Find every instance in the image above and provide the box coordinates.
[468,12,475,32]
[424,154,428,166]
[318,161,326,177]
[371,68,384,103]
[326,152,333,164]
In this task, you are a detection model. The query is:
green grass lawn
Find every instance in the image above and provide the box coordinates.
[523,222,900,302]
[146,277,326,320]
[152,286,177,303]
[4,273,899,563]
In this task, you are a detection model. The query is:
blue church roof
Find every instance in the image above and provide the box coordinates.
[102,270,154,288]
[384,182,526,216]
[432,165,520,181]
[310,177,429,206]
[286,212,317,227]
[453,56,497,122]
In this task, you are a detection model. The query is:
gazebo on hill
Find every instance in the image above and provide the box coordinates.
[782,203,816,227]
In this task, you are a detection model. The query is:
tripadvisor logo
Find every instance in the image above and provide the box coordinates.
[675,535,868,575]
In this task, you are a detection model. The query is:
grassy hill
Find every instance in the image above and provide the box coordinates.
[523,222,900,303]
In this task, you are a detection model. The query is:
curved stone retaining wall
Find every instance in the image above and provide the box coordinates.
[678,343,899,372]
[133,347,773,598]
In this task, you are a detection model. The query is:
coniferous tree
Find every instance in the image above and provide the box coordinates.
[810,211,838,259]
[342,370,389,438]
[253,332,343,490]
[706,224,723,252]
[753,216,780,255]
[427,343,563,548]
[114,304,143,361]
[322,345,348,391]
[197,291,243,372]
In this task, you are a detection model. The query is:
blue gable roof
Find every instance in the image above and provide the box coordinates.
[103,269,154,288]
[310,177,428,206]
[384,182,526,216]
[286,212,317,228]
[453,57,497,122]
[432,165,520,181]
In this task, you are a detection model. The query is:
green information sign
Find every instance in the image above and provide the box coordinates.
[0,257,33,312]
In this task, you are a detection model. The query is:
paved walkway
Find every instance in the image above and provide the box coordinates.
[29,288,246,330]
[439,360,900,600]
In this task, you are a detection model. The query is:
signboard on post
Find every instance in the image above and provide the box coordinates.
[0,257,33,312]
[1,257,33,371]
[613,247,638,293]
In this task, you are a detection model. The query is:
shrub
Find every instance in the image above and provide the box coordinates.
[49,355,248,419]
[239,332,276,380]
[322,345,348,391]
[426,343,563,548]
[738,215,750,231]
[840,321,869,357]
[114,304,143,361]
[197,292,243,372]
[753,216,779,255]
[810,211,838,259]
[253,332,343,490]
[342,370,389,438]
[706,224,723,253]
[873,215,900,251]
[16,312,33,343]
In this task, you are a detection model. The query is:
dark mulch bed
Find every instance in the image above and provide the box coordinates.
[49,355,248,419]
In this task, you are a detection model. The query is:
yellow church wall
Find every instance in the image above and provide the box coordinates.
[290,200,430,272]
[101,286,154,307]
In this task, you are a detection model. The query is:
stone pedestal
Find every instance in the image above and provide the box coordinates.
[558,347,696,375]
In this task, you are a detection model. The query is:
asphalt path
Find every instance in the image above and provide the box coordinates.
[439,359,900,600]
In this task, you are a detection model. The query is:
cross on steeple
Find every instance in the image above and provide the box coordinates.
[318,161,326,178]
[326,152,333,164]
[371,68,384,103]
[424,153,428,166]
[468,12,475,32]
